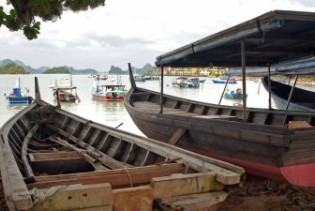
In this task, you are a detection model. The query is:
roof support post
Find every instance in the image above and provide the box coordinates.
[160,65,164,113]
[285,75,298,111]
[268,64,272,110]
[218,75,230,105]
[241,40,247,120]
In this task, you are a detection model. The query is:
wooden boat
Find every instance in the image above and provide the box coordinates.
[52,86,79,102]
[261,76,315,111]
[5,79,32,105]
[125,10,315,187]
[0,77,243,210]
[224,88,246,100]
[91,84,127,101]
[50,75,80,103]
[211,77,237,84]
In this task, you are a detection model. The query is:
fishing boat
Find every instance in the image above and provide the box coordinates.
[125,10,315,187]
[134,74,146,82]
[261,76,315,111]
[91,75,127,101]
[5,79,32,105]
[0,77,243,211]
[92,84,127,101]
[50,75,80,103]
[224,88,246,100]
[211,77,237,84]
[172,77,200,88]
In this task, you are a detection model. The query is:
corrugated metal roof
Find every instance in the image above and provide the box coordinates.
[156,10,315,72]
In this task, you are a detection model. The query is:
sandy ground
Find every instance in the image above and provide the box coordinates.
[218,176,315,211]
[1,175,314,211]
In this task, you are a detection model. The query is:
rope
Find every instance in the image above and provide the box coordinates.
[19,185,67,205]
[122,168,133,188]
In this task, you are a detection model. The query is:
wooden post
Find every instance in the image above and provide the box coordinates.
[128,63,137,89]
[160,65,164,114]
[218,75,230,105]
[34,77,41,101]
[241,40,247,120]
[285,75,298,111]
[268,64,272,110]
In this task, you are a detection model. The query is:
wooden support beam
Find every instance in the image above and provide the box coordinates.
[152,172,220,198]
[32,183,113,211]
[29,163,185,189]
[156,191,227,211]
[168,128,187,145]
[113,186,153,211]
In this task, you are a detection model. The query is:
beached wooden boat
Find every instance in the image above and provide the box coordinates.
[261,76,315,111]
[125,10,315,187]
[0,78,243,210]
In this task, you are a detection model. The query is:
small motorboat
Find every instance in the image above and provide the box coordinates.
[5,78,32,105]
[224,88,247,100]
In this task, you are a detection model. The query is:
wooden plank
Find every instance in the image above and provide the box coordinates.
[152,172,219,198]
[168,128,187,145]
[32,183,113,211]
[47,125,131,169]
[156,191,227,211]
[288,121,312,129]
[29,163,186,189]
[113,186,153,211]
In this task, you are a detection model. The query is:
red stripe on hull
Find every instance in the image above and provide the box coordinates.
[183,147,285,180]
[281,163,315,187]
[185,147,315,187]
[92,95,124,101]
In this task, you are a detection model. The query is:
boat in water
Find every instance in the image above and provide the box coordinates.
[224,88,247,100]
[50,75,80,103]
[5,78,32,105]
[0,77,243,210]
[261,76,315,111]
[211,77,237,84]
[125,10,315,187]
[172,77,200,88]
[91,75,127,101]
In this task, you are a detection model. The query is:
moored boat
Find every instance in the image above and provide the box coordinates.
[5,78,32,105]
[91,84,127,101]
[261,76,315,111]
[224,88,247,100]
[211,77,237,84]
[125,10,315,187]
[0,77,243,210]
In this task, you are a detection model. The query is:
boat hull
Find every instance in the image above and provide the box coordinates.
[124,87,315,187]
[92,93,124,101]
[6,96,30,105]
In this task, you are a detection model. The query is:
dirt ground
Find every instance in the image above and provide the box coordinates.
[1,175,314,211]
[218,175,315,211]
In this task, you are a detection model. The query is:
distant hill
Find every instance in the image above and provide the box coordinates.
[43,66,70,74]
[0,63,28,74]
[0,59,154,75]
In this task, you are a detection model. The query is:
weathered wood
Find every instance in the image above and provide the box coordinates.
[288,121,312,129]
[152,172,219,198]
[113,185,153,211]
[29,163,186,189]
[47,125,132,169]
[168,128,187,145]
[156,191,227,211]
[32,183,113,211]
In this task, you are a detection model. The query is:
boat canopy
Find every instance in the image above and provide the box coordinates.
[155,10,315,75]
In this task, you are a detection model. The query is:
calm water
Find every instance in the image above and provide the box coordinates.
[0,74,270,136]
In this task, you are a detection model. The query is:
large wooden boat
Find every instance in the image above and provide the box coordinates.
[0,78,243,210]
[261,76,315,111]
[125,10,315,187]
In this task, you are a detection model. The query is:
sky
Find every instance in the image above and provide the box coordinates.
[1,0,315,72]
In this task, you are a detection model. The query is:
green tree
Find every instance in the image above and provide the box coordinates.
[0,0,105,40]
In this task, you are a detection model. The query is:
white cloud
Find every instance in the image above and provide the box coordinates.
[1,0,315,71]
